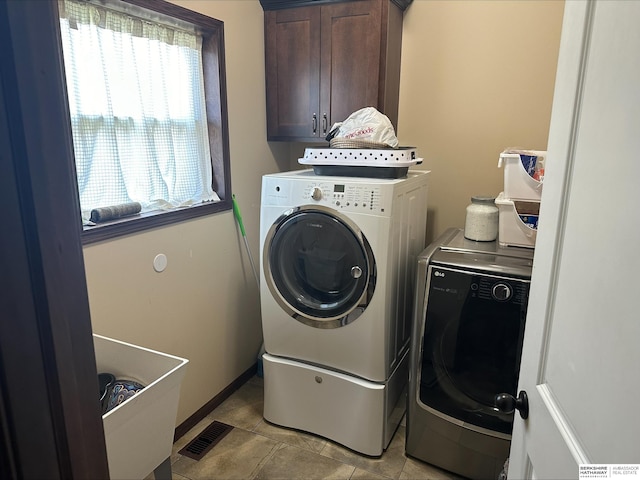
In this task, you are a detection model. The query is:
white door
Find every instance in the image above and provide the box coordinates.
[507,1,640,479]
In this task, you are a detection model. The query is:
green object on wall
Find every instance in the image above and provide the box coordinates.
[232,194,247,237]
[232,194,259,289]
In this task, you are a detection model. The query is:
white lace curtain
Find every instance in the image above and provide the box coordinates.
[58,0,219,219]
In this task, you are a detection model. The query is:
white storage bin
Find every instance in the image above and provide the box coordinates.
[498,151,545,201]
[495,192,539,248]
[94,334,188,480]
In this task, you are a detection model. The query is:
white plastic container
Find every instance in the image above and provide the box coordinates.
[464,196,499,241]
[94,334,188,480]
[495,192,539,248]
[498,151,545,201]
[298,147,422,178]
[299,146,420,166]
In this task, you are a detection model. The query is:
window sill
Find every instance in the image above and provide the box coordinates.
[81,198,231,245]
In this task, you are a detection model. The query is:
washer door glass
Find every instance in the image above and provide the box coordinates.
[266,208,375,328]
[418,265,529,435]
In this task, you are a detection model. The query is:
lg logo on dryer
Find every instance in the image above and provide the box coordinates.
[434,270,446,277]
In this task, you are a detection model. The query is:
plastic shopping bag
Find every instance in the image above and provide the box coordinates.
[327,107,399,147]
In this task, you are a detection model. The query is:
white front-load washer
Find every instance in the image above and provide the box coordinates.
[259,169,429,455]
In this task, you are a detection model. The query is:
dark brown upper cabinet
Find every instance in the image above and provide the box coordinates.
[264,0,411,142]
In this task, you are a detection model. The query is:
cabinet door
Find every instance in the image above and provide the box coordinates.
[265,7,321,140]
[320,0,382,133]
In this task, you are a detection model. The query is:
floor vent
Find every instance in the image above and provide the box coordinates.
[178,421,234,460]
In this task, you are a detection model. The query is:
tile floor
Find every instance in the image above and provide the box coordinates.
[160,375,465,480]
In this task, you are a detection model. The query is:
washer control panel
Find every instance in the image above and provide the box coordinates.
[261,173,400,215]
[300,181,389,214]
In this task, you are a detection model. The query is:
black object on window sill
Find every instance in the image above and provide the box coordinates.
[90,202,142,223]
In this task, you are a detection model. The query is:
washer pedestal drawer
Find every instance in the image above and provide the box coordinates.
[406,403,510,480]
[262,353,407,456]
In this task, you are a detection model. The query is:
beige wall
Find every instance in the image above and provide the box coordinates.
[83,0,564,426]
[397,0,564,242]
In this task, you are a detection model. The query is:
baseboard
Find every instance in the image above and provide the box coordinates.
[173,362,258,442]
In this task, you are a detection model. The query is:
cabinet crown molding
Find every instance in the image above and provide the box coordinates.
[260,0,412,12]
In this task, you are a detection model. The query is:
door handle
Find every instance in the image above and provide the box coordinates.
[312,113,317,134]
[495,390,529,419]
[322,113,328,134]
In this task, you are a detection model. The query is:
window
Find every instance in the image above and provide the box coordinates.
[57,0,231,244]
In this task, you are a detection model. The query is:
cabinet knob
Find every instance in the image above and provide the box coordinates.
[322,113,328,134]
[312,113,317,134]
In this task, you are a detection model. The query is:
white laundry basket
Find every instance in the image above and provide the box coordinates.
[495,192,539,248]
[498,151,545,201]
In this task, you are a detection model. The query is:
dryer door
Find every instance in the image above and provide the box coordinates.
[263,206,376,328]
[418,264,530,435]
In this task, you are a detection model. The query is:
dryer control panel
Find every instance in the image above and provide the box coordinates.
[302,181,388,214]
[262,174,394,215]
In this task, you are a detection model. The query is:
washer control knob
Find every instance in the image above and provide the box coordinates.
[311,187,322,201]
[492,283,512,301]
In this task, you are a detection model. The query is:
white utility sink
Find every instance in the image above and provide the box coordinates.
[94,334,188,480]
